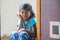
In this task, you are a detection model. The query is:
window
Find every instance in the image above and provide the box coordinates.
[50,21,60,39]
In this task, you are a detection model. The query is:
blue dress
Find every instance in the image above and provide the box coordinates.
[10,18,36,40]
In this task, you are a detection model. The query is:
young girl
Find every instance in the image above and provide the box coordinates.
[10,3,37,40]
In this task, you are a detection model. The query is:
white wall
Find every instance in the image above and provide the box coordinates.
[1,0,36,37]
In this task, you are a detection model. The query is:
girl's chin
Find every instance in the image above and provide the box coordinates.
[23,18,28,21]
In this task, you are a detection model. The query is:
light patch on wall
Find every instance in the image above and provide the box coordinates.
[50,21,60,39]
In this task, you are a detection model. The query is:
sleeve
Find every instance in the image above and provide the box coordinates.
[16,20,20,27]
[29,18,36,27]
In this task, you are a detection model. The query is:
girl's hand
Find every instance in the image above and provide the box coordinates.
[17,13,23,19]
[17,28,27,35]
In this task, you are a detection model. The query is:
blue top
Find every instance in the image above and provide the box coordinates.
[17,18,36,32]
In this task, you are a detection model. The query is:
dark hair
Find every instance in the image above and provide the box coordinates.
[19,3,35,18]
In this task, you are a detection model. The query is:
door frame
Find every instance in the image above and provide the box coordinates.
[36,0,41,40]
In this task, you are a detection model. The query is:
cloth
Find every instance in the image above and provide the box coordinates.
[10,29,35,40]
[17,18,36,32]
[10,18,36,40]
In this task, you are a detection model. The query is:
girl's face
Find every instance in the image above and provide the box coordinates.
[20,9,30,21]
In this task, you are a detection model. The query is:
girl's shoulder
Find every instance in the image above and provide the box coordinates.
[29,18,36,23]
[28,18,36,27]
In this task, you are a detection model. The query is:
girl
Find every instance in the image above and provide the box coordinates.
[10,3,37,40]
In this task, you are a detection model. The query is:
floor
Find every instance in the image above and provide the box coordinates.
[1,35,9,40]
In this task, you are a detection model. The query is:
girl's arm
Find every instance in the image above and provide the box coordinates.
[28,24,37,38]
[17,14,23,31]
[18,19,22,31]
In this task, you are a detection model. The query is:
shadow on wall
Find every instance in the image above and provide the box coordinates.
[57,0,60,6]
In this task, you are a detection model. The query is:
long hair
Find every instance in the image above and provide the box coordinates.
[19,3,35,19]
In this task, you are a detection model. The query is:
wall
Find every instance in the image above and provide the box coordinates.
[1,0,36,37]
[1,0,18,37]
[0,0,1,36]
[41,0,60,40]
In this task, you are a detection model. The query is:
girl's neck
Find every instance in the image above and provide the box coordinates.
[23,18,29,21]
[24,20,28,24]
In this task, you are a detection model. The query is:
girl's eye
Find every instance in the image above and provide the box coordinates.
[22,11,24,13]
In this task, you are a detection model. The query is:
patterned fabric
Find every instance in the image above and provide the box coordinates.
[10,18,36,40]
[10,31,18,40]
